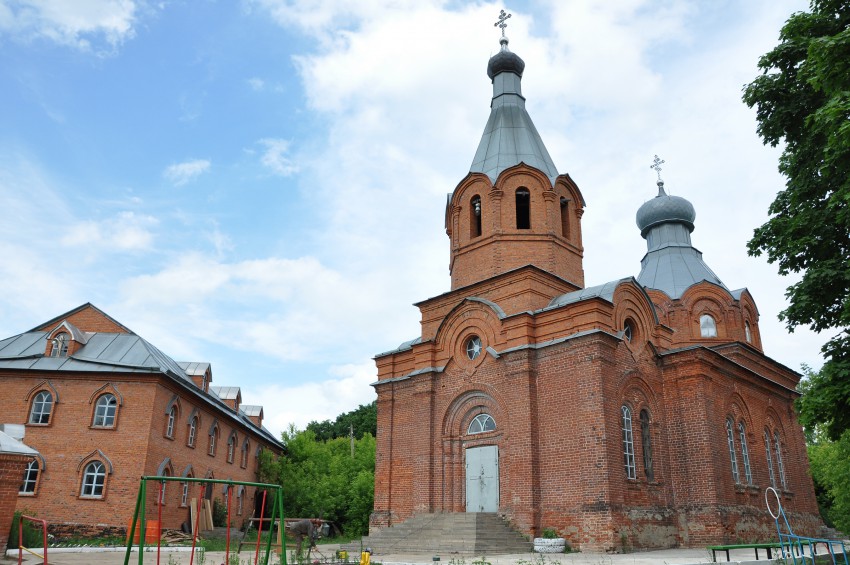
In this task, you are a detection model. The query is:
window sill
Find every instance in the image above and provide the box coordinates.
[26,422,51,427]
[90,426,116,431]
[79,495,104,500]
[164,435,175,441]
[18,492,36,497]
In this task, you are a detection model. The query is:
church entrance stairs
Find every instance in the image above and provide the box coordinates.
[344,513,531,556]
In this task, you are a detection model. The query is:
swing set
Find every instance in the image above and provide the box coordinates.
[123,475,286,565]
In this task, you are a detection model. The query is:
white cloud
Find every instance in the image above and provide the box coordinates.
[0,0,139,52]
[247,77,265,91]
[63,211,157,251]
[163,159,211,186]
[258,138,298,176]
[241,360,377,438]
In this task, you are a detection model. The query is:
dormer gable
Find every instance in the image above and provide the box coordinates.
[179,362,212,393]
[239,405,264,428]
[44,320,90,358]
[33,303,132,335]
[210,386,241,413]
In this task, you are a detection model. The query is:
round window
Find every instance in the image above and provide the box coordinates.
[465,335,482,360]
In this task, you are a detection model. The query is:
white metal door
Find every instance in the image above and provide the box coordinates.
[466,445,499,512]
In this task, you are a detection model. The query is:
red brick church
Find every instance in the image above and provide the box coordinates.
[369,31,821,551]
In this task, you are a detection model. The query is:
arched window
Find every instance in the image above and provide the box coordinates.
[745,321,752,343]
[20,459,39,494]
[467,414,495,434]
[237,487,245,516]
[700,314,717,338]
[209,426,219,457]
[92,394,117,428]
[764,430,776,488]
[470,195,482,238]
[158,468,170,505]
[241,439,250,469]
[181,480,191,507]
[29,391,54,424]
[515,188,530,229]
[738,422,752,485]
[639,409,654,481]
[188,416,198,448]
[50,333,69,357]
[621,406,636,479]
[560,197,569,237]
[725,418,740,483]
[774,431,787,490]
[81,461,106,498]
[227,433,236,464]
[165,406,176,438]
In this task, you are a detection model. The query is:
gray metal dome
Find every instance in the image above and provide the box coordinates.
[635,183,695,237]
[487,39,525,79]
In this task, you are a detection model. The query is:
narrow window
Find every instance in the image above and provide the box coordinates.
[20,459,39,494]
[158,469,170,505]
[241,440,250,469]
[640,409,654,481]
[623,320,635,343]
[209,427,219,457]
[465,335,482,360]
[774,432,787,490]
[700,314,717,338]
[188,416,198,447]
[560,197,569,237]
[29,391,54,424]
[738,422,752,485]
[181,481,190,507]
[745,321,752,343]
[470,196,482,238]
[467,414,496,434]
[764,430,776,488]
[621,406,636,479]
[81,461,106,497]
[516,189,530,229]
[92,394,117,428]
[166,406,176,438]
[227,435,236,464]
[726,418,740,483]
[50,333,69,357]
[237,490,244,516]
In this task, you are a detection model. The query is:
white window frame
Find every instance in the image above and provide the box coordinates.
[188,416,197,447]
[93,394,117,428]
[29,391,53,424]
[181,481,190,507]
[20,459,39,494]
[166,407,176,438]
[774,431,787,490]
[700,314,718,338]
[621,406,636,480]
[725,418,740,483]
[467,413,495,435]
[765,430,776,489]
[738,422,752,485]
[81,461,106,498]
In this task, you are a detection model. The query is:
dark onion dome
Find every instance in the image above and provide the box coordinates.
[487,37,525,79]
[635,182,696,237]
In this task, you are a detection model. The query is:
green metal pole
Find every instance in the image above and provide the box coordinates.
[138,478,147,565]
[279,487,287,565]
[262,489,276,565]
[123,484,144,565]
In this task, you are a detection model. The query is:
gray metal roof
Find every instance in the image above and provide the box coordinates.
[210,386,241,400]
[546,278,630,309]
[469,47,558,183]
[239,405,263,417]
[636,211,727,299]
[178,361,210,376]
[0,429,38,456]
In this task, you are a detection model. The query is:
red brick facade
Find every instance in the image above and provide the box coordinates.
[2,304,282,539]
[371,162,822,551]
[0,453,32,550]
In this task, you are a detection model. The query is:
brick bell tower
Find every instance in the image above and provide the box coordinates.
[445,30,585,290]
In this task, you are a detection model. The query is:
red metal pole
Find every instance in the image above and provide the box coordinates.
[190,484,205,565]
[225,485,232,561]
[254,490,268,565]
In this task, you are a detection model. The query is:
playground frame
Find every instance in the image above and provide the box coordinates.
[123,475,286,565]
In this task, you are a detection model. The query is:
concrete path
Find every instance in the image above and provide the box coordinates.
[4,544,770,565]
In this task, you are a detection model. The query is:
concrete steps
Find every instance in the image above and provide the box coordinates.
[343,513,531,556]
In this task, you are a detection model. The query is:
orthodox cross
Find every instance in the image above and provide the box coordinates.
[650,155,665,182]
[494,9,511,37]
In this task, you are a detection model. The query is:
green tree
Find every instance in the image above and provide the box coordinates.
[742,0,850,440]
[807,428,850,532]
[259,425,376,536]
[306,401,377,441]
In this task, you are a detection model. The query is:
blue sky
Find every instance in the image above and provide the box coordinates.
[0,0,821,438]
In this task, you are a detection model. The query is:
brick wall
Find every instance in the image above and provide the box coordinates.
[0,453,32,550]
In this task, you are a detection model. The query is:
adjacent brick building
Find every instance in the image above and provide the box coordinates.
[1,303,283,538]
[370,35,822,551]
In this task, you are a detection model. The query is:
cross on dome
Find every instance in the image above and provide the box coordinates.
[494,10,511,37]
[650,154,666,195]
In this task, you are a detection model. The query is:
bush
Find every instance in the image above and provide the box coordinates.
[8,511,44,550]
[212,499,227,528]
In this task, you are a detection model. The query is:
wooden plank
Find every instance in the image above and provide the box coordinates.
[190,498,198,533]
